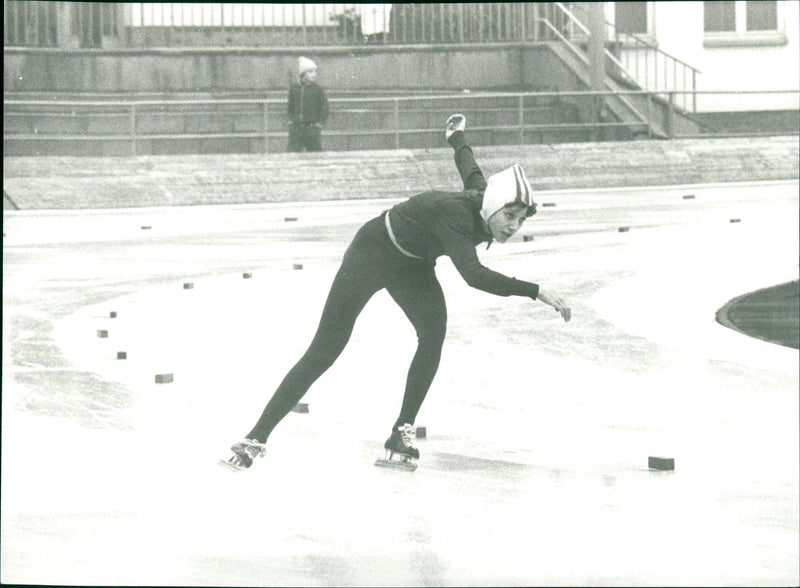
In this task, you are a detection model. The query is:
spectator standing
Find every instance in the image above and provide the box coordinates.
[287,57,329,152]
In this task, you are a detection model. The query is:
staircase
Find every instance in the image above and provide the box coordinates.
[538,2,704,139]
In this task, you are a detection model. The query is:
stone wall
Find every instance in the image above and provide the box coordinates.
[4,44,548,93]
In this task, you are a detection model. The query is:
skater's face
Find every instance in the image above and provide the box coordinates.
[302,68,318,83]
[487,204,528,243]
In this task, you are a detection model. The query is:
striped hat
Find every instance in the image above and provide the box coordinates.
[480,164,537,224]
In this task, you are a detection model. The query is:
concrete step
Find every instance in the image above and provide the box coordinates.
[3,136,797,210]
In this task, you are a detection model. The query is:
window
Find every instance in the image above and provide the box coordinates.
[704,1,786,46]
[704,1,735,32]
[611,1,655,42]
[746,1,777,31]
[615,2,648,34]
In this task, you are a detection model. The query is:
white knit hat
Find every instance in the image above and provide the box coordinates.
[480,164,536,223]
[298,56,317,77]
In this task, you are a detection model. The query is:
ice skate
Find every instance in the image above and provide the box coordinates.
[374,424,419,472]
[218,438,266,471]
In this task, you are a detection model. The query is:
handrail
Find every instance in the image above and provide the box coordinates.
[551,2,701,113]
[535,18,588,65]
[2,88,654,156]
[551,3,638,83]
[605,25,700,111]
[558,1,699,73]
[552,3,591,37]
[6,88,704,109]
[5,90,798,158]
[6,89,792,108]
[621,31,701,74]
[535,16,651,130]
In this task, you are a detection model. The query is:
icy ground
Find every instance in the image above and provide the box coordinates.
[2,180,798,586]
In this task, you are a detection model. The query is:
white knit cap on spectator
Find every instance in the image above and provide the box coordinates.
[480,164,536,223]
[298,56,317,76]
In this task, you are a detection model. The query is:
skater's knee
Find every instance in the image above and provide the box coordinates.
[416,321,446,348]
[308,350,340,372]
[294,344,344,378]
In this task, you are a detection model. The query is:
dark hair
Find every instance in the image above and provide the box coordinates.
[504,200,537,217]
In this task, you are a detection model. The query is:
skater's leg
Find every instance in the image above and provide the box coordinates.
[386,272,447,429]
[245,249,382,442]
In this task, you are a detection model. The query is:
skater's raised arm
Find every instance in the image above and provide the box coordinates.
[445,114,487,193]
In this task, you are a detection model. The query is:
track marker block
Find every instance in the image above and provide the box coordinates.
[729,218,741,223]
[542,202,557,208]
[523,235,534,242]
[97,330,108,338]
[109,311,117,318]
[415,426,427,439]
[141,225,152,230]
[682,194,695,200]
[292,402,309,413]
[293,263,304,270]
[183,282,194,289]
[243,272,253,279]
[155,373,174,384]
[648,456,675,471]
[618,226,630,233]
[284,216,298,222]
[117,351,127,360]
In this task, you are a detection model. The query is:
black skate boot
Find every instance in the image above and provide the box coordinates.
[218,438,266,471]
[375,424,419,471]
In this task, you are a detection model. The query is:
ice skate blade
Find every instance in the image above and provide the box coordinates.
[218,457,248,472]
[374,458,417,472]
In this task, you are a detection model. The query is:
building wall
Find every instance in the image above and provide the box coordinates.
[4,1,798,113]
[648,1,799,112]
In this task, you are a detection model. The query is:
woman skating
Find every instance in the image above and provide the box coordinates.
[222,114,571,471]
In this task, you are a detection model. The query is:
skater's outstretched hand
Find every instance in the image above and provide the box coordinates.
[537,288,571,322]
[446,114,466,140]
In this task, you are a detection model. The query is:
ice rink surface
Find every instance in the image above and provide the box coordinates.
[2,179,799,586]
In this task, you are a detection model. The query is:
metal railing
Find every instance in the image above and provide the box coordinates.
[2,90,650,156]
[550,2,700,113]
[4,2,544,48]
[534,5,654,133]
[2,2,701,112]
[5,90,797,157]
[609,31,700,113]
[4,0,59,47]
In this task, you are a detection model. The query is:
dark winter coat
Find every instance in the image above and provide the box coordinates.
[287,81,329,126]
